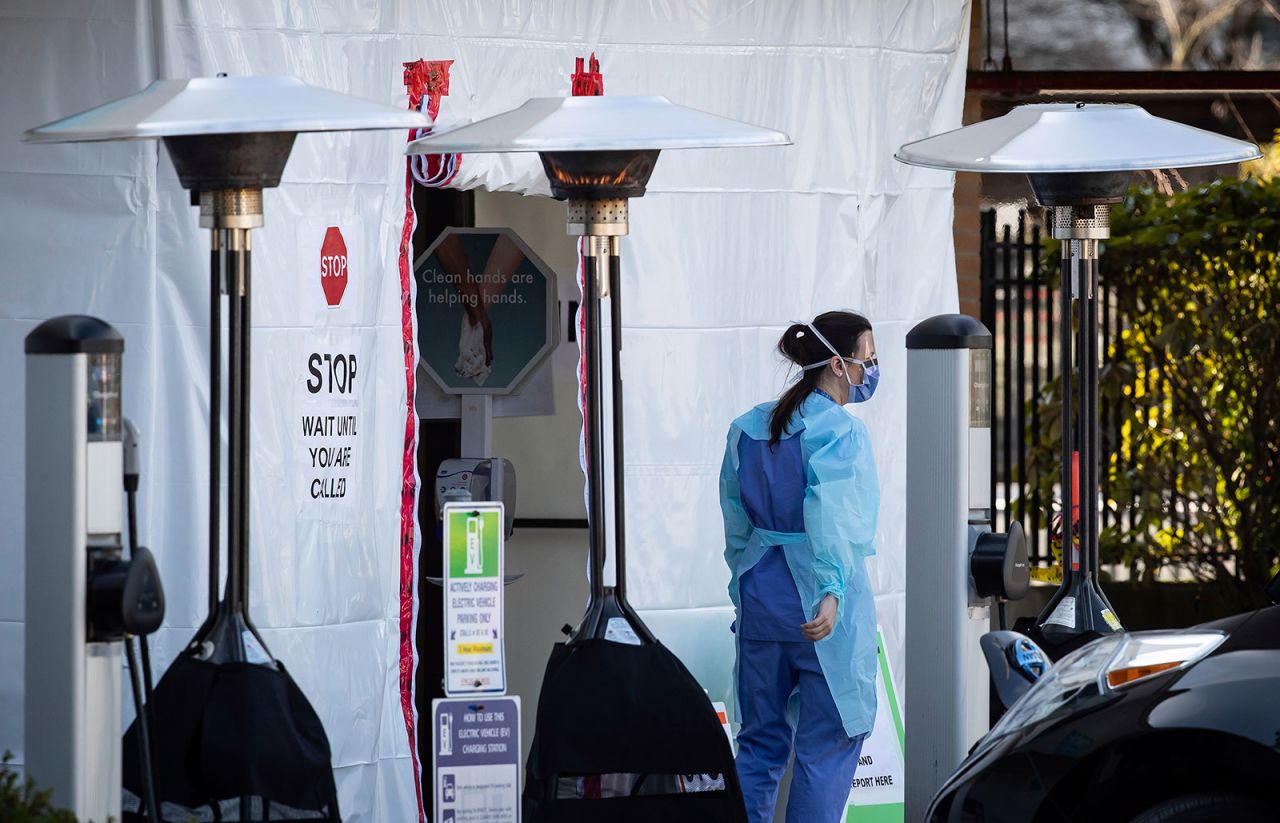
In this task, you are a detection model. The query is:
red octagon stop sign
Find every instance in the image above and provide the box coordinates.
[320,227,348,307]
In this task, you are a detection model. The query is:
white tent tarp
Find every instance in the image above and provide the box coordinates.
[0,3,969,820]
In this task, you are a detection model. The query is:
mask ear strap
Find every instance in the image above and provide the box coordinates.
[799,321,845,372]
[805,322,842,359]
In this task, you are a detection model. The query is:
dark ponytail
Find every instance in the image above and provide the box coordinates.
[769,310,873,446]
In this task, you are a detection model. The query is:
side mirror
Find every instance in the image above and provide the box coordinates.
[981,630,1051,711]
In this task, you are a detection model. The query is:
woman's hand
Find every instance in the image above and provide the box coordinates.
[801,594,838,641]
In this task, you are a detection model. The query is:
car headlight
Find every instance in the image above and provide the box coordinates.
[1102,632,1226,689]
[985,630,1226,743]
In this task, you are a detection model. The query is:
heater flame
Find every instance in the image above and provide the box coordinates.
[547,157,650,187]
[540,149,659,200]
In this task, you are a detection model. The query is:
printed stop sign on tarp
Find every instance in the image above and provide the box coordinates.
[321,227,349,307]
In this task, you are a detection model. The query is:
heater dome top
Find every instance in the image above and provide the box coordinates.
[405,94,791,155]
[895,102,1260,174]
[23,75,426,143]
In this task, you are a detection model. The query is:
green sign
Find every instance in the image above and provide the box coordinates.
[845,629,905,822]
[443,502,506,695]
[415,227,557,395]
[446,507,501,579]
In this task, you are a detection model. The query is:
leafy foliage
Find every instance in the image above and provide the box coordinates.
[0,751,78,822]
[1020,175,1280,611]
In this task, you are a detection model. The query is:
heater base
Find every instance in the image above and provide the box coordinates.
[1031,575,1123,660]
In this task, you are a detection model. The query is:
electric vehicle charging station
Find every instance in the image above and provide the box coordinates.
[904,314,1029,819]
[24,315,165,822]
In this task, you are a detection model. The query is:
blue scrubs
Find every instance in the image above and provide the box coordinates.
[723,395,873,823]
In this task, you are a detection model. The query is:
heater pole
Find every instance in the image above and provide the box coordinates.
[197,189,272,664]
[1087,257,1102,579]
[563,199,655,643]
[1061,244,1077,580]
[210,231,222,613]
[1035,205,1121,648]
[1075,243,1093,582]
[226,229,244,618]
[238,233,253,616]
[607,241,627,598]
[604,245,654,642]
[583,252,608,614]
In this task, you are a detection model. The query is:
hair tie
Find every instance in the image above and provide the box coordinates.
[795,330,805,338]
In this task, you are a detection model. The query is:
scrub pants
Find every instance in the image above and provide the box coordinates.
[736,638,864,823]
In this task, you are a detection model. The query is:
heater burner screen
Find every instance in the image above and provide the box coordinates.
[1051,204,1111,241]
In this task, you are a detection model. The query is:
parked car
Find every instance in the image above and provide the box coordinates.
[928,585,1280,822]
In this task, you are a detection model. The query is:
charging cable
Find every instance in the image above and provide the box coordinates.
[124,419,160,823]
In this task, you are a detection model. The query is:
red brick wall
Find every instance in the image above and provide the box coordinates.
[955,1,985,320]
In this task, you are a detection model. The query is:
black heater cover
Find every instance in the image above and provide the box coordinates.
[123,657,339,821]
[524,641,747,822]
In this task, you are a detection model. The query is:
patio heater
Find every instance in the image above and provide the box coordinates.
[407,95,788,821]
[25,75,426,821]
[896,103,1260,656]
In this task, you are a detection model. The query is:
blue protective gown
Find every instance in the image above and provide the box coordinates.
[720,392,880,823]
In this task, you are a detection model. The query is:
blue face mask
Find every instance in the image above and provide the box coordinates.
[848,361,879,403]
[849,363,880,404]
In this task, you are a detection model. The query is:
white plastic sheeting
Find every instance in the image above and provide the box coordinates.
[1,5,418,821]
[0,3,970,821]
[408,0,973,734]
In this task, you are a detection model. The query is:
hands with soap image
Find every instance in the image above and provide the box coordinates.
[431,232,527,385]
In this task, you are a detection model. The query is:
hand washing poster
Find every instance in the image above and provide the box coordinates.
[414,228,557,395]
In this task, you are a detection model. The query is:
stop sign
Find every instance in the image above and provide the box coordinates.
[320,227,348,307]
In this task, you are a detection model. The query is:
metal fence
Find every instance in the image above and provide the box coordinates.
[982,208,1048,563]
[981,207,1231,573]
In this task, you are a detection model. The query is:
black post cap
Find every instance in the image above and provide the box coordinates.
[906,314,992,350]
[25,315,123,355]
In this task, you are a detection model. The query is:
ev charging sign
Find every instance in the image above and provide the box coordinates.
[443,502,506,695]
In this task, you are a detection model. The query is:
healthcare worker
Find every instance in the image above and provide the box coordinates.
[720,310,880,823]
